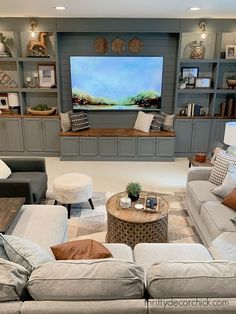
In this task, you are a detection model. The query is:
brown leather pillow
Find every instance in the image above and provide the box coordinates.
[222,187,236,210]
[51,239,112,260]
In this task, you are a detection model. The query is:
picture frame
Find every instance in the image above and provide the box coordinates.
[195,77,211,88]
[38,64,56,88]
[0,93,9,110]
[181,67,199,86]
[226,45,236,59]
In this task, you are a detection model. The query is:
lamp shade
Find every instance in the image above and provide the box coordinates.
[224,122,236,146]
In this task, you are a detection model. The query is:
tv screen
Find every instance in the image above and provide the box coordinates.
[70,56,163,111]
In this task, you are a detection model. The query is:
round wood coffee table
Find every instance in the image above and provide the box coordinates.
[106,191,169,248]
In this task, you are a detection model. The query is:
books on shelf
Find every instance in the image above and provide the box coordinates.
[187,103,203,117]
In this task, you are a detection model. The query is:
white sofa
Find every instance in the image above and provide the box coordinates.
[0,194,236,314]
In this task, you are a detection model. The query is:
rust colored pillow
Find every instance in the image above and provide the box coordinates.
[51,239,112,260]
[222,188,236,210]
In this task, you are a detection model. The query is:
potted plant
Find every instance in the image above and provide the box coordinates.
[0,32,11,57]
[126,182,142,202]
[226,74,236,89]
[178,74,188,89]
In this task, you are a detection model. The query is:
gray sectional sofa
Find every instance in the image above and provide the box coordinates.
[0,176,236,313]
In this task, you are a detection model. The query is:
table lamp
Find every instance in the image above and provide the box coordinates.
[224,121,236,156]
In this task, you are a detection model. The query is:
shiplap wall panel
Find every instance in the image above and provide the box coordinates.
[58,32,178,127]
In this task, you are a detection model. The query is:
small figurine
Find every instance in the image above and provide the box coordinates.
[26,32,48,57]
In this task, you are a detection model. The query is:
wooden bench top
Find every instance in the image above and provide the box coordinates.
[59,128,176,137]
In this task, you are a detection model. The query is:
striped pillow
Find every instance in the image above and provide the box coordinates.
[209,150,236,186]
[69,112,89,132]
[150,113,165,132]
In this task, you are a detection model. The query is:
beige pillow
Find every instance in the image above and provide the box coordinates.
[51,239,112,260]
[133,111,154,133]
[211,165,236,198]
[0,234,54,273]
[0,258,28,301]
[161,112,175,131]
[0,159,11,179]
[60,112,72,132]
[147,261,236,298]
[27,259,144,300]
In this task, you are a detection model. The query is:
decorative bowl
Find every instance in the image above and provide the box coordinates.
[27,107,56,116]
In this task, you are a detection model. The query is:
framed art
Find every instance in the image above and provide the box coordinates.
[195,77,211,88]
[38,64,56,88]
[226,45,236,59]
[181,67,199,86]
[0,93,9,110]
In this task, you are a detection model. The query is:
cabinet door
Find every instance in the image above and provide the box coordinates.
[174,119,193,153]
[0,119,6,151]
[99,137,117,156]
[191,119,211,153]
[156,138,175,156]
[24,118,44,152]
[138,137,156,157]
[4,118,24,152]
[79,137,98,156]
[209,119,230,152]
[118,138,136,157]
[60,137,78,157]
[42,118,60,152]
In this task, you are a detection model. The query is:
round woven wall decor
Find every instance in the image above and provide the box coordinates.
[128,38,143,53]
[111,37,125,54]
[94,37,108,54]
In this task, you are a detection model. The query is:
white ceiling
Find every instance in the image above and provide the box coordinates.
[0,0,236,18]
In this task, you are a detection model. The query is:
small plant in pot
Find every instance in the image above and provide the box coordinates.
[126,182,142,202]
[226,75,236,90]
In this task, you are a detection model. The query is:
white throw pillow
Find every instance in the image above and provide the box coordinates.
[60,112,72,132]
[211,165,236,198]
[0,159,11,179]
[0,234,55,273]
[133,111,154,133]
[161,112,175,131]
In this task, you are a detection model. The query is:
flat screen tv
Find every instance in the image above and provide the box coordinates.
[70,56,163,111]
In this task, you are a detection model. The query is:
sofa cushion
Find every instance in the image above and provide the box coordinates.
[9,172,47,203]
[150,113,165,132]
[146,261,236,298]
[0,234,54,273]
[209,150,236,186]
[0,159,11,179]
[187,180,220,213]
[0,258,28,301]
[211,165,236,198]
[60,112,71,132]
[0,301,22,314]
[27,259,144,301]
[7,205,68,253]
[209,232,236,261]
[200,201,236,241]
[134,243,213,273]
[103,243,134,262]
[51,239,112,260]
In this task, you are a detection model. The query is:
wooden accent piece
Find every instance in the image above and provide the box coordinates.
[111,37,125,54]
[94,37,108,54]
[188,156,213,168]
[0,197,25,233]
[128,38,143,53]
[106,191,169,248]
[195,153,206,162]
[60,128,176,137]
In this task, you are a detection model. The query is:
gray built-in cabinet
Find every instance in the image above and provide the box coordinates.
[1,18,236,158]
[60,136,175,161]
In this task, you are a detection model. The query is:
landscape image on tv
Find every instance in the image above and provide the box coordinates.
[70,56,163,110]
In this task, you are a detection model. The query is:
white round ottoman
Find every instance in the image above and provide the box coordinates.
[53,173,94,218]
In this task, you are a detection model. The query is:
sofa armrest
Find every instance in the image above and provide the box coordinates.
[0,179,33,203]
[2,158,46,173]
[187,167,213,182]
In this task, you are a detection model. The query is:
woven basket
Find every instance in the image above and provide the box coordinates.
[27,107,56,116]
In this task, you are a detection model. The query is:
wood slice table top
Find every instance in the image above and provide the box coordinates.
[0,197,25,233]
[106,191,169,224]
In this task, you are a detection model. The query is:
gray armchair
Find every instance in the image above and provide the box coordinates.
[0,158,47,204]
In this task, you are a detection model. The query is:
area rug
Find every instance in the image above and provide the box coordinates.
[47,192,201,244]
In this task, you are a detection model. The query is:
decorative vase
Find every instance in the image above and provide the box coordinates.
[128,193,139,202]
[190,41,205,59]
